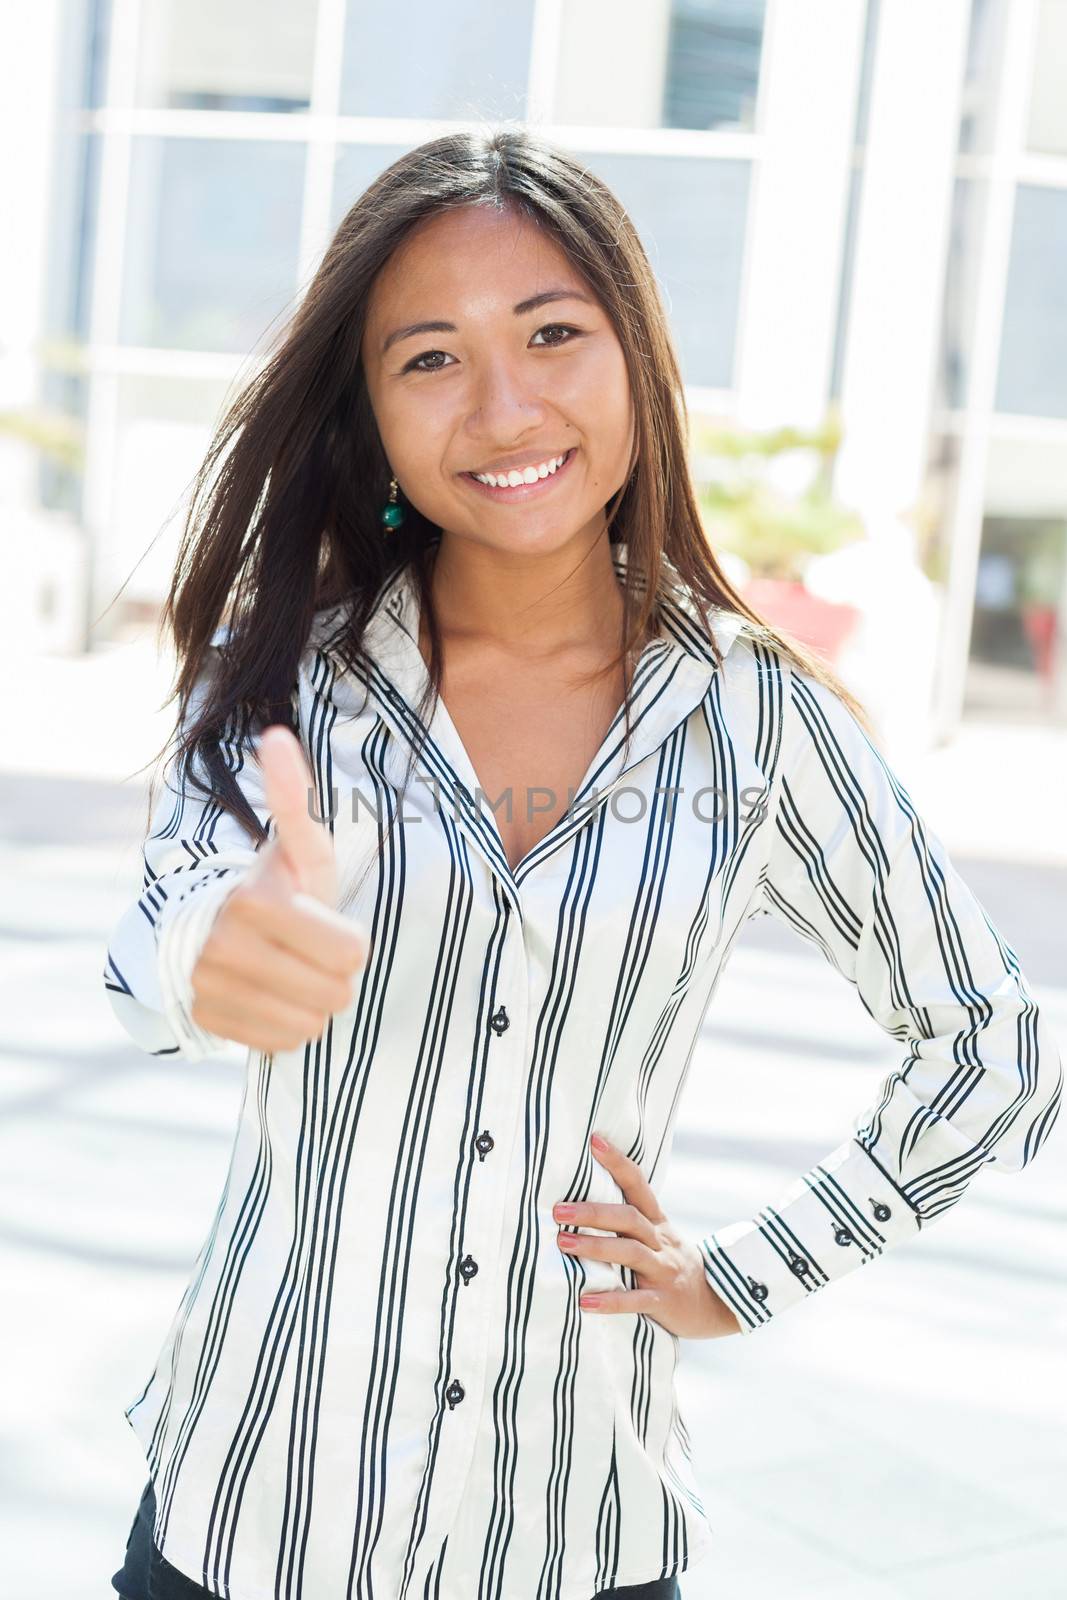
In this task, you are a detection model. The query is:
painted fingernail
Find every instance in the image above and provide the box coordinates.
[554,1204,576,1219]
[591,1133,609,1152]
[558,1233,577,1248]
[580,1295,600,1309]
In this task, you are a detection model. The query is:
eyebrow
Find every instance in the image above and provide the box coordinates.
[380,288,595,357]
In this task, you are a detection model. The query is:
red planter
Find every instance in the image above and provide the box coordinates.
[1019,601,1058,684]
[739,577,861,667]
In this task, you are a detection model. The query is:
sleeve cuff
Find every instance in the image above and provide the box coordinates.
[154,868,246,1062]
[699,1135,923,1335]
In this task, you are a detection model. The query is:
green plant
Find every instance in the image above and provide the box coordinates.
[1017,521,1066,607]
[690,407,866,581]
[0,337,87,472]
[0,406,84,471]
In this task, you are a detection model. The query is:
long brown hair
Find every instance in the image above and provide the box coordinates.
[139,123,871,869]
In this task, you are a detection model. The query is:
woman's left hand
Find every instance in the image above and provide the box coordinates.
[552,1132,741,1340]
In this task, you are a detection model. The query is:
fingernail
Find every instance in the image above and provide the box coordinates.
[554,1204,576,1219]
[579,1295,600,1309]
[591,1132,609,1152]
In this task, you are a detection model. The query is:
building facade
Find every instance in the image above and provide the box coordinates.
[4,0,1065,734]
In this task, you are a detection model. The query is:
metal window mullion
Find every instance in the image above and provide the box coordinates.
[933,0,1045,736]
[296,0,347,296]
[82,0,141,644]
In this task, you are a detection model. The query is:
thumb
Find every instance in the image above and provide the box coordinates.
[255,724,338,908]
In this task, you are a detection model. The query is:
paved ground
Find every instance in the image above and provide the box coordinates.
[1,635,1064,1599]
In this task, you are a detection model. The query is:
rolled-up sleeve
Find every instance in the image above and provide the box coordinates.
[700,659,1063,1335]
[102,642,280,1062]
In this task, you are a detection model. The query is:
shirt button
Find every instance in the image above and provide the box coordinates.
[445,1379,466,1409]
[869,1197,892,1222]
[474,1130,494,1161]
[833,1224,854,1246]
[788,1253,811,1278]
[747,1277,769,1303]
[489,1004,510,1036]
[459,1254,479,1284]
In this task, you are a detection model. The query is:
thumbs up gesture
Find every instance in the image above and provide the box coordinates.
[189,725,369,1055]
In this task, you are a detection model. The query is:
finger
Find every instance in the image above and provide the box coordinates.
[557,1202,659,1250]
[558,1231,659,1275]
[590,1133,667,1224]
[228,884,367,977]
[196,938,355,1017]
[579,1288,665,1315]
[256,725,337,907]
[191,980,334,1050]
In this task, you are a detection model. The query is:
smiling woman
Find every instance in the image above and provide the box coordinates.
[359,203,637,573]
[104,124,1061,1600]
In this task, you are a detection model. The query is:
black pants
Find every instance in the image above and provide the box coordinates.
[112,1479,681,1599]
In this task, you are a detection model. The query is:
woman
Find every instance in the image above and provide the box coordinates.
[105,128,1061,1600]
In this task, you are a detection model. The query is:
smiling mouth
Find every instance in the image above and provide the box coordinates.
[461,447,578,500]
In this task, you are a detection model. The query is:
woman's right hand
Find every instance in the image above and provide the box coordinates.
[189,724,369,1054]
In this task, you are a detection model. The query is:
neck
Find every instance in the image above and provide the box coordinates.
[420,530,642,662]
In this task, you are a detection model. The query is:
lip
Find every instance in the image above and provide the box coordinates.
[461,447,578,503]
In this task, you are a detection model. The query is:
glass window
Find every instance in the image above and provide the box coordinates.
[554,0,766,131]
[828,0,884,403]
[966,435,1067,717]
[120,137,305,353]
[828,164,862,405]
[86,0,111,109]
[1027,0,1067,156]
[967,521,1066,716]
[338,0,535,120]
[958,0,1010,155]
[663,0,766,130]
[37,123,96,513]
[852,0,881,149]
[936,176,990,412]
[103,375,236,611]
[43,128,102,348]
[583,154,750,389]
[47,0,107,340]
[330,143,418,236]
[60,0,113,111]
[37,370,88,519]
[135,0,318,112]
[994,184,1067,419]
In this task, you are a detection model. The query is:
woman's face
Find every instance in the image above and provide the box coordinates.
[361,204,635,559]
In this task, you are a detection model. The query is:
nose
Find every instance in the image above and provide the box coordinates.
[464,351,551,435]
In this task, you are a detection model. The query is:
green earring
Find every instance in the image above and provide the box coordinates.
[381,475,405,531]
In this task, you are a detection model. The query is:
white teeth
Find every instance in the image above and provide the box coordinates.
[472,451,568,488]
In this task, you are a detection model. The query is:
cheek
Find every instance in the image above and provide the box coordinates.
[375,408,451,499]
[564,353,633,467]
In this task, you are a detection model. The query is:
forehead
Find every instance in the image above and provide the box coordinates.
[364,206,587,326]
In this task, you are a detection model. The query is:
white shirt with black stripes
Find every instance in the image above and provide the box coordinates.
[103,539,1062,1600]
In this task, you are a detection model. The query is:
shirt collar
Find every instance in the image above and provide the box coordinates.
[348,536,746,674]
[314,540,748,899]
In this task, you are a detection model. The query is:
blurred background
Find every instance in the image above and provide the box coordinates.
[1,2,1064,1597]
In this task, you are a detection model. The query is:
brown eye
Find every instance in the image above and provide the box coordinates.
[403,349,450,374]
[531,324,581,348]
[402,323,582,374]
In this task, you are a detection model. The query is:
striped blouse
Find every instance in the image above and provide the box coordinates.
[103,539,1062,1600]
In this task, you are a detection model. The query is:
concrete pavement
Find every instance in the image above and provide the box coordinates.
[1,634,1064,1598]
